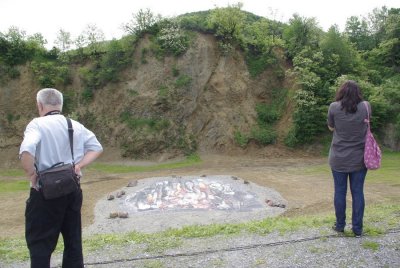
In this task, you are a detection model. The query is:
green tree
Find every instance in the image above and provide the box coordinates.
[207,2,246,43]
[368,6,389,47]
[244,18,275,53]
[55,29,72,52]
[243,18,282,77]
[81,24,105,55]
[157,19,189,56]
[285,90,326,146]
[27,33,47,48]
[385,8,400,39]
[96,38,131,85]
[30,61,71,88]
[320,25,361,78]
[123,8,161,36]
[364,8,400,77]
[282,14,322,59]
[178,11,210,32]
[345,16,374,51]
[0,26,33,65]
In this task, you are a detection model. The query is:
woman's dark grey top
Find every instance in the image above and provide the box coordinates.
[327,101,370,172]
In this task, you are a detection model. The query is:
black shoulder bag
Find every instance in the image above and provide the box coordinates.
[37,117,80,200]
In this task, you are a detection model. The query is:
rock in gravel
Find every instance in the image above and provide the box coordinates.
[127,181,138,187]
[109,212,118,218]
[118,212,129,218]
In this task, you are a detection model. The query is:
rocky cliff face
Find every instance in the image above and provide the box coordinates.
[0,33,291,161]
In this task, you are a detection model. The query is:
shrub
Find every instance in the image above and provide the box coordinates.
[255,103,280,124]
[6,66,20,79]
[6,113,14,123]
[246,53,276,77]
[30,60,71,88]
[79,67,97,88]
[179,11,211,32]
[120,111,170,132]
[172,66,179,77]
[395,114,400,139]
[207,3,245,43]
[78,110,97,130]
[176,128,198,155]
[234,131,249,148]
[157,20,189,56]
[288,89,327,145]
[62,91,75,114]
[96,39,132,86]
[123,8,161,36]
[141,47,148,64]
[81,88,94,103]
[284,128,298,147]
[77,39,132,89]
[158,85,169,98]
[175,74,192,89]
[251,126,277,145]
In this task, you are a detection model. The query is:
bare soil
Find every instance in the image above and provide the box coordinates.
[0,151,398,239]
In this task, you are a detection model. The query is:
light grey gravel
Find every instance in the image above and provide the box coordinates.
[4,226,399,267]
[76,228,399,268]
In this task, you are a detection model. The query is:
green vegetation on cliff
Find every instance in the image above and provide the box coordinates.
[1,5,399,157]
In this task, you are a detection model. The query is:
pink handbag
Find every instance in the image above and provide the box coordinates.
[363,102,381,170]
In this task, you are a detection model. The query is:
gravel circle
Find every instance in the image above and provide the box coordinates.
[84,175,287,236]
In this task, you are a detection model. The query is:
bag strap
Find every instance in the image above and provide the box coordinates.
[66,117,75,164]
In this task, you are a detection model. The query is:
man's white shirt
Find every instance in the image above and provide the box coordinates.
[19,114,103,172]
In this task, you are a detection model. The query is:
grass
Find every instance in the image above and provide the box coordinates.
[0,180,29,194]
[362,241,380,251]
[143,260,163,268]
[1,203,398,263]
[89,154,201,174]
[300,150,400,184]
[0,169,25,177]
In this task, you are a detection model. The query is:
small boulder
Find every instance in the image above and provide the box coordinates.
[127,181,138,187]
[118,212,129,218]
[109,212,118,218]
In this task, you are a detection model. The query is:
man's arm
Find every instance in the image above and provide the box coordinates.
[20,151,38,190]
[74,150,102,175]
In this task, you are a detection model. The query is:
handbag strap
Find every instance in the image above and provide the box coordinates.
[66,117,75,164]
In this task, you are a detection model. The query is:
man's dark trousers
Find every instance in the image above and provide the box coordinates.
[25,188,83,268]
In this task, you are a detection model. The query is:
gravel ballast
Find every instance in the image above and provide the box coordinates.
[84,175,287,236]
[4,227,399,267]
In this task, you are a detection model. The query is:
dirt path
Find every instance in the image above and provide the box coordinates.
[0,154,398,239]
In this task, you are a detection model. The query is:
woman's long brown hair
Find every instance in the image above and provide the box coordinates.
[335,80,363,113]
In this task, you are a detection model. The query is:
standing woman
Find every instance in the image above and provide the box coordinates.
[327,80,369,237]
